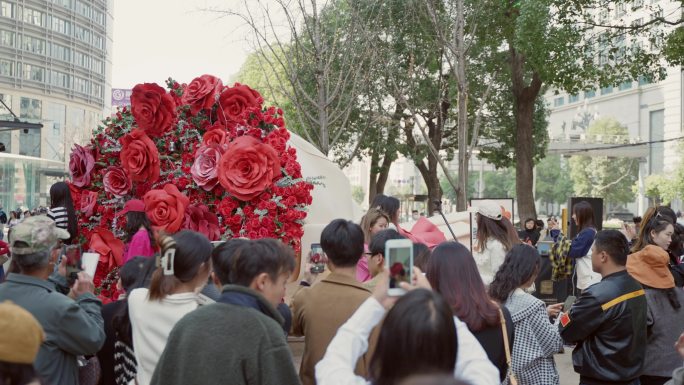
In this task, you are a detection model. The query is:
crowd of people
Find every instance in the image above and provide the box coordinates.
[2,187,684,385]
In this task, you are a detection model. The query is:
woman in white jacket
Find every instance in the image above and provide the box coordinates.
[471,202,521,285]
[316,270,500,385]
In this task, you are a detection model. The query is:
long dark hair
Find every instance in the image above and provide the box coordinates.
[489,244,541,303]
[632,215,673,253]
[670,223,684,260]
[378,196,400,224]
[572,201,595,232]
[369,289,457,385]
[49,182,77,244]
[476,214,520,252]
[427,242,499,332]
[0,361,44,385]
[148,231,212,301]
[125,211,155,246]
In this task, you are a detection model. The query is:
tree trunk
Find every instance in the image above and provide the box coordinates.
[509,45,541,222]
[514,96,537,222]
[455,0,468,212]
[368,125,399,205]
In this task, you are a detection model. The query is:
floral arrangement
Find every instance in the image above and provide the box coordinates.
[68,74,314,301]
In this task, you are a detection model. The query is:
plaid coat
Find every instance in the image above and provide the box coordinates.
[550,235,572,281]
[504,289,563,385]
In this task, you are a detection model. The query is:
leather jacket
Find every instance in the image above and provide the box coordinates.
[559,270,647,384]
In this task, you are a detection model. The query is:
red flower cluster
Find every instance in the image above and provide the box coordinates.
[67,75,314,301]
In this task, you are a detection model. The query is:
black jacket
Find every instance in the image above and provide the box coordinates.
[559,270,647,385]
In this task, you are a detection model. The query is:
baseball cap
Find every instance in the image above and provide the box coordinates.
[9,216,70,255]
[469,202,503,221]
[0,301,45,364]
[118,199,145,217]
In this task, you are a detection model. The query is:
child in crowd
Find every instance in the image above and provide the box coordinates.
[120,199,156,263]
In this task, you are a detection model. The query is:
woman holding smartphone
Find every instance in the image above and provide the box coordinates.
[489,244,563,385]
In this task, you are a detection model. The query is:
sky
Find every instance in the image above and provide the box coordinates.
[111,0,256,89]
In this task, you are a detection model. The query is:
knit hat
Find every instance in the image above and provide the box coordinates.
[0,301,45,364]
[627,245,675,289]
[469,202,503,221]
[10,216,70,255]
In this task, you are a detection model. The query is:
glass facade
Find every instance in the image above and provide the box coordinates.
[0,153,66,210]
[0,0,110,185]
[0,0,109,103]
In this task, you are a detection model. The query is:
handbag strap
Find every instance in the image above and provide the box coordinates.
[498,307,512,367]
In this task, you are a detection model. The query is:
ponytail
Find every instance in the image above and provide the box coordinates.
[147,231,212,301]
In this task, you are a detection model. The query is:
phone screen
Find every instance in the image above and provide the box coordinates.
[563,295,577,311]
[386,241,413,291]
[65,245,81,268]
[309,243,326,274]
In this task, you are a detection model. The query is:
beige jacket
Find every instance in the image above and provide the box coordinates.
[291,272,372,385]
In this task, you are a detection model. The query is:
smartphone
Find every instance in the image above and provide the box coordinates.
[309,243,326,274]
[385,239,413,296]
[563,295,577,311]
[62,245,83,285]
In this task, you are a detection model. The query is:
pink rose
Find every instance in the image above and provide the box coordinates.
[182,75,223,115]
[69,144,95,188]
[103,166,131,197]
[191,145,222,191]
[183,204,220,241]
[81,190,98,217]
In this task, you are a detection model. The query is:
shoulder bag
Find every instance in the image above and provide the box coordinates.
[498,307,518,385]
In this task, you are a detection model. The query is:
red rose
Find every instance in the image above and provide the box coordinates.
[217,83,262,124]
[119,129,160,183]
[183,204,220,241]
[191,145,222,191]
[202,126,228,147]
[218,136,280,201]
[131,83,177,137]
[218,197,238,217]
[103,166,131,197]
[81,190,98,217]
[69,144,95,188]
[182,75,223,115]
[143,184,190,233]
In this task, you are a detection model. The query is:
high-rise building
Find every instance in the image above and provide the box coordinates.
[0,0,112,210]
[545,0,682,213]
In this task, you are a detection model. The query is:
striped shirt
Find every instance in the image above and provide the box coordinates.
[47,207,69,230]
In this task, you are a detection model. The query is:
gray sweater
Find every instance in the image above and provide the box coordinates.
[150,285,300,385]
[643,287,684,377]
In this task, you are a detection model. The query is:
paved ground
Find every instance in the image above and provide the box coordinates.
[288,338,580,384]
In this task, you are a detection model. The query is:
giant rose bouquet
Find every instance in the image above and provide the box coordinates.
[67,75,314,302]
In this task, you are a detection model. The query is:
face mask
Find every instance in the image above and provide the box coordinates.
[525,282,536,294]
